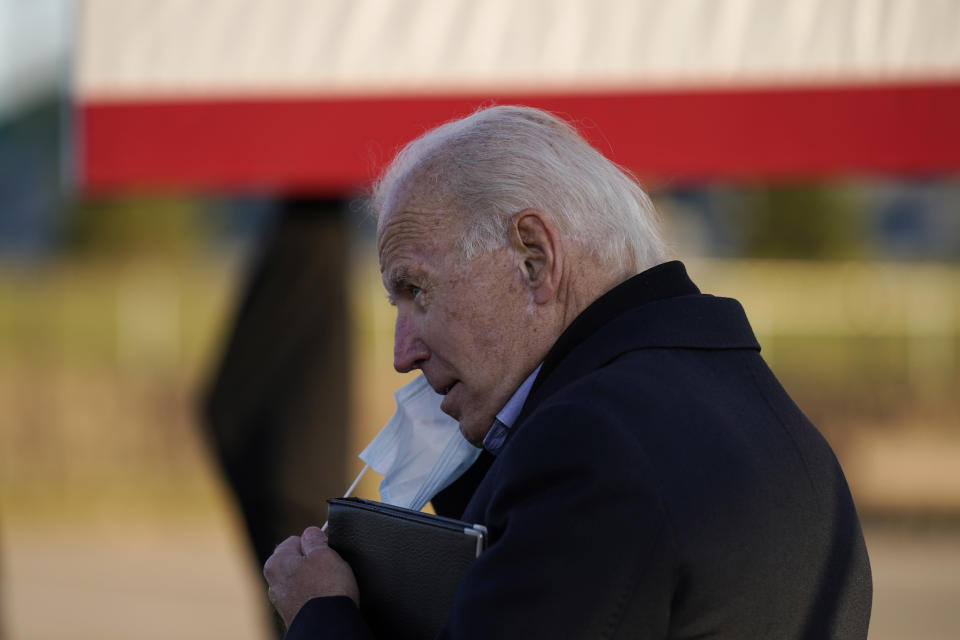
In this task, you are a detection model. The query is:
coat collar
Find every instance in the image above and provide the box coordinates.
[518,260,760,426]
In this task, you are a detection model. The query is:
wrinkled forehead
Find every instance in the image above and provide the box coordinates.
[377,175,461,251]
[376,206,461,272]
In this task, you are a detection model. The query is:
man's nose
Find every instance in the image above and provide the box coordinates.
[393,316,429,373]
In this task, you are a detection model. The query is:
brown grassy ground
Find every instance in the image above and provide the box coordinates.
[4,506,959,639]
[1,254,958,638]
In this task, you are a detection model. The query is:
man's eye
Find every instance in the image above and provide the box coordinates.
[408,285,422,298]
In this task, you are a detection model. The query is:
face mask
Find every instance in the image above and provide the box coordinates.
[357,374,481,511]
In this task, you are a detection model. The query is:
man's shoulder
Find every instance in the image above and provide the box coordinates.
[497,362,669,481]
[519,343,720,431]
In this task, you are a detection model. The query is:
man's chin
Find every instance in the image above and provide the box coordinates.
[458,419,490,448]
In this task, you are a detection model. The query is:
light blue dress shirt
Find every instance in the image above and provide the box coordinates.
[482,363,543,455]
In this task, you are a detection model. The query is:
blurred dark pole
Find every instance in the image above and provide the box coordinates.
[202,198,350,637]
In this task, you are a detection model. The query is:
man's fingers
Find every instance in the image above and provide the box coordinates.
[300,526,328,555]
[264,535,303,581]
[274,535,303,555]
[266,584,284,607]
[263,527,361,622]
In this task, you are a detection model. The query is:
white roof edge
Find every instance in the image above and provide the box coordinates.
[76,0,960,99]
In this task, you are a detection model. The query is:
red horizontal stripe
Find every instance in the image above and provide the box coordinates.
[78,82,960,193]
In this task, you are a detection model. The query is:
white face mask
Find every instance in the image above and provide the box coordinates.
[358,374,481,511]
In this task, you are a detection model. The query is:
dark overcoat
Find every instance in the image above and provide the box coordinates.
[289,261,873,639]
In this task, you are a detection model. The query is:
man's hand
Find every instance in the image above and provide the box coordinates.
[263,526,360,627]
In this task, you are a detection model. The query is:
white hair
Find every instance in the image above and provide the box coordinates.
[372,105,667,273]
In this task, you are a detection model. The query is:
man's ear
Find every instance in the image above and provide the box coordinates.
[508,209,560,304]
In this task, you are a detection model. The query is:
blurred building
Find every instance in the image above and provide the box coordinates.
[70,0,960,535]
[76,0,959,192]
[0,2,957,639]
[6,1,944,637]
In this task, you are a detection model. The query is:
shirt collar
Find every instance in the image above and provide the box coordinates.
[482,363,542,455]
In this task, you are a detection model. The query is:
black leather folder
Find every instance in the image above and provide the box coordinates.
[326,497,488,640]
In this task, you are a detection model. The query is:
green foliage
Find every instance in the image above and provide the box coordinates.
[65,195,219,259]
[739,184,864,259]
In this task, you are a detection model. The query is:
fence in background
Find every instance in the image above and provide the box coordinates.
[1,256,957,517]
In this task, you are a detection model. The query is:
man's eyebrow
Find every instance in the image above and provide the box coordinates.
[382,265,413,301]
[386,266,410,291]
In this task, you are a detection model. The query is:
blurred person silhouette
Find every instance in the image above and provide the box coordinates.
[264,106,872,639]
[203,199,350,637]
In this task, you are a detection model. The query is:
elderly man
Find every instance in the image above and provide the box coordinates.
[264,105,872,638]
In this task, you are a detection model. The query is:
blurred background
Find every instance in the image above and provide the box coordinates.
[1,1,958,638]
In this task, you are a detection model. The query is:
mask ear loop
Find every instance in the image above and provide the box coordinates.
[320,463,369,532]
